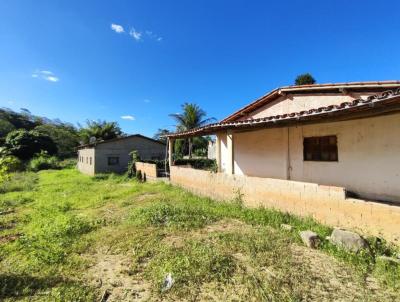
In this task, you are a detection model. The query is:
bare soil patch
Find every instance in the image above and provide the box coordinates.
[85,251,151,302]
[291,245,398,301]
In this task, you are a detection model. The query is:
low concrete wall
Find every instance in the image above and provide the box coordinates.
[170,166,400,244]
[135,162,158,178]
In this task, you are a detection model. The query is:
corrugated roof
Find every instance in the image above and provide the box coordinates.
[164,88,400,139]
[222,80,400,123]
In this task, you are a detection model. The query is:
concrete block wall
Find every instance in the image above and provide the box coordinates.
[135,162,158,178]
[170,166,400,244]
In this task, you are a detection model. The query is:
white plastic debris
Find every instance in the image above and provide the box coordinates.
[162,273,174,292]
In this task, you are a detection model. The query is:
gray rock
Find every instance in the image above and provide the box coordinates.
[377,256,400,265]
[281,224,293,231]
[299,230,320,249]
[329,228,368,252]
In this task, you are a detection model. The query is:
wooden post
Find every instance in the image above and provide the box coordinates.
[168,138,175,169]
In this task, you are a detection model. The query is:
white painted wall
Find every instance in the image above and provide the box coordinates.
[222,113,400,203]
[218,133,229,173]
[77,148,95,175]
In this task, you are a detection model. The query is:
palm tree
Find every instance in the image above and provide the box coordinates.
[79,120,123,144]
[169,103,215,158]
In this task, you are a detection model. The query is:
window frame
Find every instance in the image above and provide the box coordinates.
[107,156,120,166]
[303,135,338,162]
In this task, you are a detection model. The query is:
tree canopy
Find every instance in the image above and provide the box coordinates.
[35,124,79,158]
[4,129,57,160]
[294,73,316,85]
[78,120,123,144]
[153,128,171,143]
[0,108,79,159]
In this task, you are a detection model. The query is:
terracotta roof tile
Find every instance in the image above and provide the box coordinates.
[164,88,400,139]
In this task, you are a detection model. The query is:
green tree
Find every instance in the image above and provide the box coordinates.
[35,124,79,158]
[4,129,57,160]
[153,128,171,143]
[0,119,15,144]
[295,73,316,85]
[79,120,123,144]
[169,103,215,158]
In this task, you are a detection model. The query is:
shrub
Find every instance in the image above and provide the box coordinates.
[58,158,77,169]
[0,172,38,193]
[0,155,24,176]
[128,150,141,177]
[29,153,60,172]
[136,170,143,182]
[174,158,217,171]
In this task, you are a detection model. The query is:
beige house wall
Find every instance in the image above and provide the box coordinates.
[215,113,400,203]
[233,128,288,179]
[77,148,95,176]
[218,133,229,173]
[239,92,378,120]
[170,166,400,244]
[288,114,400,202]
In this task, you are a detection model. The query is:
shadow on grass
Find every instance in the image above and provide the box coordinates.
[0,273,77,298]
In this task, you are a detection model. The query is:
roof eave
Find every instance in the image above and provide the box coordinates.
[165,90,400,139]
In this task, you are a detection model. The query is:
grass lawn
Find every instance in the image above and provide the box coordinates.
[0,169,399,301]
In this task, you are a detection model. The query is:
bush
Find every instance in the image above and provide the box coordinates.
[174,158,217,171]
[0,172,38,193]
[136,170,143,182]
[58,158,77,169]
[29,153,60,172]
[128,150,141,177]
[0,155,24,176]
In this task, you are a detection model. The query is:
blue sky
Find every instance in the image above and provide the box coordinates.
[1,0,399,137]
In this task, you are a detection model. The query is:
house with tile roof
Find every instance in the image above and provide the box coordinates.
[164,81,400,242]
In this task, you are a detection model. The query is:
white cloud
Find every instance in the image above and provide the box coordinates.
[129,28,142,41]
[121,115,135,120]
[144,99,151,103]
[111,23,124,33]
[32,70,59,83]
[145,30,163,42]
[110,23,161,42]
[46,76,59,82]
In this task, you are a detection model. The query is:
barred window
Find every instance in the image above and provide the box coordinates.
[108,157,119,166]
[303,136,338,162]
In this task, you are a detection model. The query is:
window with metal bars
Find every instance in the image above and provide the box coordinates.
[303,135,338,162]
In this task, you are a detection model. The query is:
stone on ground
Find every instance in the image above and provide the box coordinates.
[299,230,320,249]
[281,224,293,231]
[329,228,368,253]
